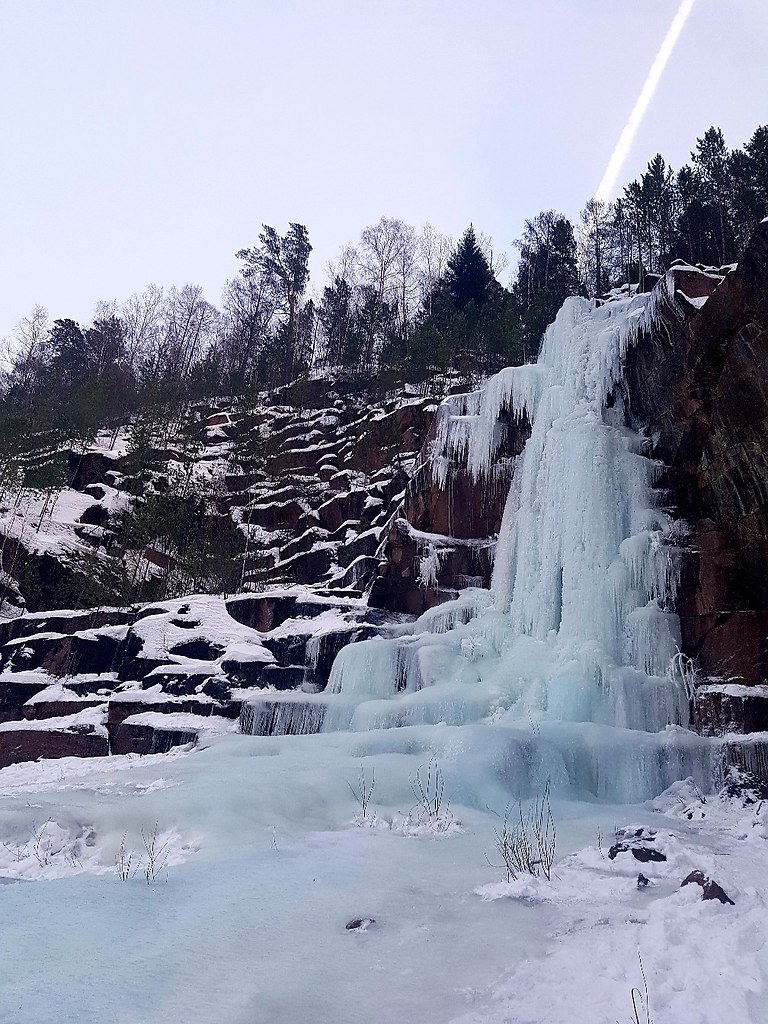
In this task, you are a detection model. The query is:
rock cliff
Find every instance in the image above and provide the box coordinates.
[625,220,768,733]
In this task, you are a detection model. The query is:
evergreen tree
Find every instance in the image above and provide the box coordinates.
[318,276,353,367]
[745,125,768,211]
[690,127,733,264]
[514,211,578,356]
[444,226,496,309]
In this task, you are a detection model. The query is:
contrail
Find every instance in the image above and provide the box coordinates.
[595,0,696,203]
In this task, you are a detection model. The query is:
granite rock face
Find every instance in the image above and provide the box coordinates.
[371,401,529,615]
[625,220,768,729]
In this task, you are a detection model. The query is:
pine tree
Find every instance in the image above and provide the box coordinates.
[514,211,578,355]
[444,226,496,309]
[237,223,312,384]
[745,125,768,211]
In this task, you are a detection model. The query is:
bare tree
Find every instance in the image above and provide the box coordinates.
[218,274,279,389]
[120,284,165,376]
[392,224,418,339]
[578,199,613,296]
[357,216,413,307]
[417,223,453,312]
[160,284,218,381]
[4,305,50,394]
[478,230,509,280]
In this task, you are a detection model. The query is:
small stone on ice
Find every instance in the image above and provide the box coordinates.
[346,917,375,931]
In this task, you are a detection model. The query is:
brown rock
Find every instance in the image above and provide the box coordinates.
[681,870,734,905]
[626,221,768,694]
[0,725,108,768]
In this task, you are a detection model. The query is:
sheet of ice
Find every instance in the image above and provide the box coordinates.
[0,738,764,1024]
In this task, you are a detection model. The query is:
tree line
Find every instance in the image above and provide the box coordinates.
[2,122,766,451]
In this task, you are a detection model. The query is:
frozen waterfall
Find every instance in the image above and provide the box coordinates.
[249,292,720,800]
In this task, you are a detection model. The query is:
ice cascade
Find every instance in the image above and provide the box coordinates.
[249,293,718,799]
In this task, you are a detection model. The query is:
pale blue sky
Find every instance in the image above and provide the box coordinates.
[1,0,766,339]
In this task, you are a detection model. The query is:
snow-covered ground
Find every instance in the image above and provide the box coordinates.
[0,733,765,1024]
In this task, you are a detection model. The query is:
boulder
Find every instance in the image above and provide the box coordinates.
[681,870,734,905]
[68,450,126,491]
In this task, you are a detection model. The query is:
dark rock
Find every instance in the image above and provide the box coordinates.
[696,684,768,736]
[115,629,166,681]
[0,678,53,723]
[23,698,106,721]
[275,547,333,584]
[345,917,375,931]
[109,721,198,756]
[681,870,734,905]
[335,556,378,590]
[0,724,108,767]
[226,594,299,632]
[608,843,667,863]
[220,656,270,688]
[261,634,308,665]
[168,639,225,661]
[242,499,305,531]
[338,529,380,568]
[106,696,222,734]
[258,665,307,690]
[77,504,109,527]
[68,450,125,491]
[83,484,108,500]
[279,528,331,562]
[317,492,367,533]
[626,222,768,689]
[608,828,666,862]
[1,631,122,677]
[141,669,215,696]
[719,764,768,804]
[370,518,496,616]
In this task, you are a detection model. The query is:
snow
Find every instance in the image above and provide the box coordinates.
[125,593,272,664]
[0,487,102,559]
[89,428,131,458]
[679,291,710,309]
[109,684,218,706]
[121,711,236,735]
[700,682,768,699]
[25,682,109,705]
[2,291,767,1021]
[0,704,106,735]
